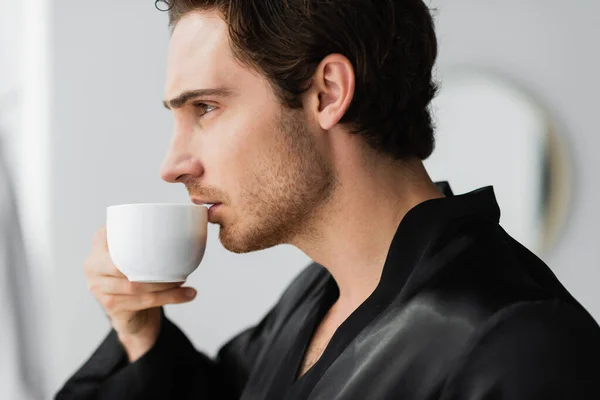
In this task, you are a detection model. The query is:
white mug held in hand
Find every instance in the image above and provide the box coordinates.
[107,204,208,282]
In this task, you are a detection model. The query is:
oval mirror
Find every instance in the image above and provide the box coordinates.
[425,69,572,256]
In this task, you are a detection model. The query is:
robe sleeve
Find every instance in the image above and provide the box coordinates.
[440,300,600,400]
[54,264,324,399]
[54,306,277,400]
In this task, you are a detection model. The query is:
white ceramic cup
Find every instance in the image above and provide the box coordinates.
[106,203,208,282]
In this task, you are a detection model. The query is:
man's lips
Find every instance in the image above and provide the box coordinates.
[191,198,222,208]
[192,199,223,222]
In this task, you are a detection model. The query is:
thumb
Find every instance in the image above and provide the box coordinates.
[150,286,197,307]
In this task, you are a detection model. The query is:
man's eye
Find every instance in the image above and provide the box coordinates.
[193,102,217,117]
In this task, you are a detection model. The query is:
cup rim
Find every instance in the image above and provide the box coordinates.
[107,203,207,210]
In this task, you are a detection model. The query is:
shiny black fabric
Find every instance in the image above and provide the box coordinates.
[56,186,600,399]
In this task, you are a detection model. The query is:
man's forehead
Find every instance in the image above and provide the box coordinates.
[165,11,235,97]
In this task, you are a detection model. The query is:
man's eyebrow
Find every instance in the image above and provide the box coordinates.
[163,88,235,110]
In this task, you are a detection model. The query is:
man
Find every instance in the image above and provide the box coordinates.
[56,0,600,399]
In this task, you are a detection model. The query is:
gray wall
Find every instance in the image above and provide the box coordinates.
[44,0,599,396]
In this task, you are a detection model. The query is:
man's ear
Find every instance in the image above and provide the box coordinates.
[309,54,355,131]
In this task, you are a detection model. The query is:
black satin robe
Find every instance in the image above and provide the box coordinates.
[56,185,600,399]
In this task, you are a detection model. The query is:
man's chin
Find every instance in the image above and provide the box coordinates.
[218,228,256,254]
[218,226,282,254]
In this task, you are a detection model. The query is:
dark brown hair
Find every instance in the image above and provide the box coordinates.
[157,0,438,160]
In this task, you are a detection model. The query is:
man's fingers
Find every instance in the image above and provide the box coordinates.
[99,258,124,277]
[92,225,108,250]
[92,277,183,295]
[84,254,122,278]
[100,287,197,314]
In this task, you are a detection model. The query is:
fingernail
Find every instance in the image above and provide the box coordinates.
[185,288,197,298]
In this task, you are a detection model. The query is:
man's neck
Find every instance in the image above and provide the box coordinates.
[294,155,443,314]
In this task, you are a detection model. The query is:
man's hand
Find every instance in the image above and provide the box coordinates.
[84,225,197,362]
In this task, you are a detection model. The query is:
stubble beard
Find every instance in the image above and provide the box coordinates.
[219,108,335,254]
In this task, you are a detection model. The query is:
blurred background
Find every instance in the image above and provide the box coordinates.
[0,0,598,398]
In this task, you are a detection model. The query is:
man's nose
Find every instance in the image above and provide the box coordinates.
[160,142,203,183]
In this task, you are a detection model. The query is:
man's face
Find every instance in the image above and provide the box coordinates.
[161,11,335,253]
